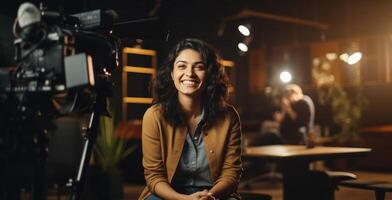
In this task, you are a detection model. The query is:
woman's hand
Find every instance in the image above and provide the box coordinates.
[189,190,216,200]
[281,97,297,120]
[199,192,216,200]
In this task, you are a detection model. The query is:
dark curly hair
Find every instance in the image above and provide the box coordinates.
[153,38,231,126]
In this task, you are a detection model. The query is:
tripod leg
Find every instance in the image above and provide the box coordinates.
[69,111,101,200]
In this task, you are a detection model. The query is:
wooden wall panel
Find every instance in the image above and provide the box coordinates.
[310,41,341,85]
[248,48,268,94]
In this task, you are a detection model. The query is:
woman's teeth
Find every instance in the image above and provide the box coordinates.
[182,80,198,86]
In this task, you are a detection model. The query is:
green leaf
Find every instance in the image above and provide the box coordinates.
[94,115,137,171]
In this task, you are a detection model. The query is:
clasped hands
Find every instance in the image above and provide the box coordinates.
[280,97,291,112]
[189,189,216,200]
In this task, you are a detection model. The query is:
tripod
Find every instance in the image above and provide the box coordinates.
[69,94,108,200]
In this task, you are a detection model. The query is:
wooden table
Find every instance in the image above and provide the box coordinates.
[243,145,372,200]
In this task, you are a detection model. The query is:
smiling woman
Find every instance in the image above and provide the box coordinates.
[171,49,206,99]
[138,38,243,200]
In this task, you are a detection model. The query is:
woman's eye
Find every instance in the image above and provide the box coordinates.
[176,64,186,69]
[194,65,205,70]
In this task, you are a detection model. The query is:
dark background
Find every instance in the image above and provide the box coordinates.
[2,0,392,66]
[2,0,392,182]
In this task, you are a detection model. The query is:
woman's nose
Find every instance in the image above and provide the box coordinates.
[185,66,193,76]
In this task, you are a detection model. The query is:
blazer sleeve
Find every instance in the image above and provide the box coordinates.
[142,107,168,193]
[215,107,243,188]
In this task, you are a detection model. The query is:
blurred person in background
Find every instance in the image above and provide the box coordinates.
[274,84,315,144]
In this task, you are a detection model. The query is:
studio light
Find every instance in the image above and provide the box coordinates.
[280,71,292,83]
[237,42,248,52]
[238,24,250,36]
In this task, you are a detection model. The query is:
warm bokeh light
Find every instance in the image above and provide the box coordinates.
[339,53,349,62]
[238,42,248,52]
[312,57,320,66]
[326,52,337,61]
[347,52,362,65]
[280,71,292,83]
[339,52,362,65]
[238,25,250,36]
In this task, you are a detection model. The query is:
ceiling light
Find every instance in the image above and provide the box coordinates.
[280,71,292,83]
[238,42,248,52]
[238,25,250,36]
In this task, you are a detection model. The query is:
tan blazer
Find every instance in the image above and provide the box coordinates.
[138,104,243,200]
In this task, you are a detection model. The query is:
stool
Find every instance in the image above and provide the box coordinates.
[339,179,391,200]
[325,171,357,189]
[240,191,272,200]
[370,183,392,200]
[324,171,357,200]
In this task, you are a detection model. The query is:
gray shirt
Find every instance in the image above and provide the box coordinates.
[172,110,213,189]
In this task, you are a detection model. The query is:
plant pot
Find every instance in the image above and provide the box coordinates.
[86,166,124,200]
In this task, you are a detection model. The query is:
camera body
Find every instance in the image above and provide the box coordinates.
[0,4,120,118]
[0,4,121,199]
[8,8,119,94]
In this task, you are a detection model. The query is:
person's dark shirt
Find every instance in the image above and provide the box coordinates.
[280,95,314,144]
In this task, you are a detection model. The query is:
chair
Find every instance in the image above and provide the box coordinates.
[339,179,392,200]
[285,170,356,200]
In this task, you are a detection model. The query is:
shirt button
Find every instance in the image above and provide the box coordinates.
[209,150,214,153]
[194,137,198,140]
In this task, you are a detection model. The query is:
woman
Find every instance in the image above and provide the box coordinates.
[138,38,242,200]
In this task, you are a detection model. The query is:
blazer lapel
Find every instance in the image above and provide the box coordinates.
[203,126,219,181]
[168,124,187,182]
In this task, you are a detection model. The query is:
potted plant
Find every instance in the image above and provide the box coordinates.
[312,58,367,143]
[91,115,137,200]
[317,82,366,142]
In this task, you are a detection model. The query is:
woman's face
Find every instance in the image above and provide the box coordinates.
[171,49,206,99]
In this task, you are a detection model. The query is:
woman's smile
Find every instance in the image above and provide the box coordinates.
[181,79,200,86]
[172,49,206,97]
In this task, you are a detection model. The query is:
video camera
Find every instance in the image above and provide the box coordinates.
[0,2,121,199]
[0,2,119,114]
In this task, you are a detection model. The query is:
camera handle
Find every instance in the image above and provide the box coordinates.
[69,94,106,200]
